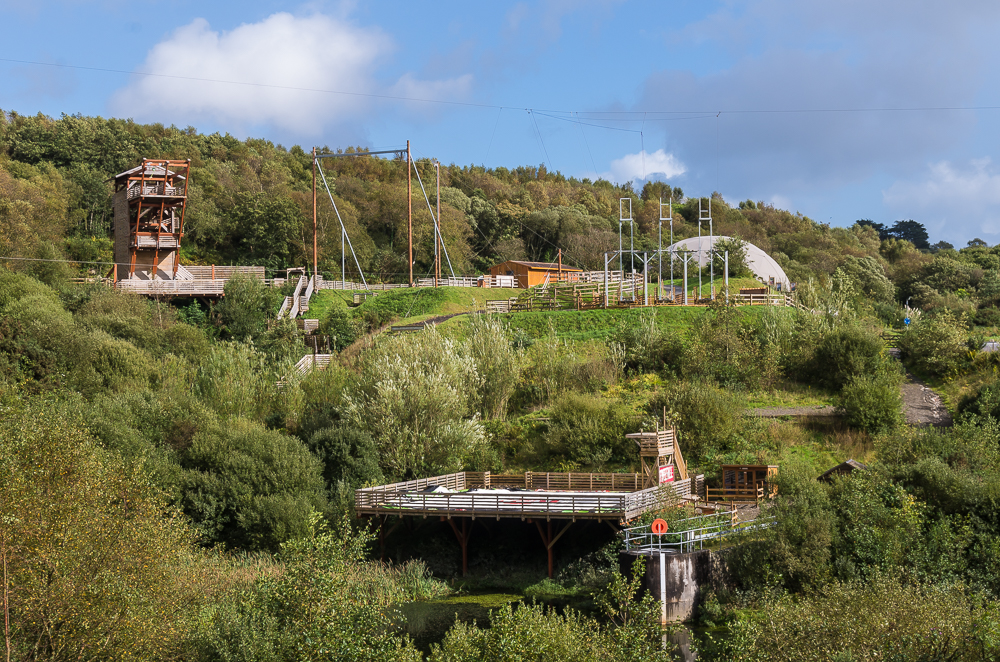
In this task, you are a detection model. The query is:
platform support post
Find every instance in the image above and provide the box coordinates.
[448,518,472,576]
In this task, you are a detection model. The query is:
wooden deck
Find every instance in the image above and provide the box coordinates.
[355,470,704,523]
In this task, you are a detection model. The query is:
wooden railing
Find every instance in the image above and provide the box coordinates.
[116,279,226,295]
[355,471,705,521]
[705,484,766,503]
[184,265,265,280]
[523,472,642,491]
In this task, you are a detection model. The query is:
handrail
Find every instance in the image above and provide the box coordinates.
[622,512,776,554]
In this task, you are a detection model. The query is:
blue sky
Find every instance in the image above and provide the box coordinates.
[3,0,1000,246]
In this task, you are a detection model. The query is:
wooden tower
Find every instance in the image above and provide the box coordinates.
[112,159,190,281]
[626,426,688,489]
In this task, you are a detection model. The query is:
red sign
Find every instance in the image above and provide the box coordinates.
[651,518,668,535]
[658,465,675,483]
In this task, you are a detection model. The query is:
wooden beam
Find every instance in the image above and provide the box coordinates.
[535,520,572,578]
[447,517,473,576]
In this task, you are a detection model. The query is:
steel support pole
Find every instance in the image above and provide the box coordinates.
[604,252,609,308]
[407,140,412,286]
[435,161,440,286]
[725,251,729,304]
[312,147,317,278]
[684,257,688,305]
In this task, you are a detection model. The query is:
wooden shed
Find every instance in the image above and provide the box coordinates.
[706,464,778,502]
[818,459,867,483]
[489,260,582,289]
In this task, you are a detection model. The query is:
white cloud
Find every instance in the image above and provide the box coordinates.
[602,149,685,184]
[636,1,1000,197]
[111,12,472,136]
[883,159,1000,240]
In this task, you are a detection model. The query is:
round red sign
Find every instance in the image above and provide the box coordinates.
[650,518,668,535]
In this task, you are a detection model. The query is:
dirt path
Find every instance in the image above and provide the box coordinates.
[900,371,952,427]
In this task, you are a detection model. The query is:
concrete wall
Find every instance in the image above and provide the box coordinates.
[619,550,714,624]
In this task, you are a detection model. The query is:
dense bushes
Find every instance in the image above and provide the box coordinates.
[837,370,904,435]
[0,394,211,661]
[809,325,886,389]
[897,309,969,377]
[711,576,1000,661]
[344,328,486,477]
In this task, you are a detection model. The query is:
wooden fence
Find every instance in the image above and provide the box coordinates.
[355,471,705,522]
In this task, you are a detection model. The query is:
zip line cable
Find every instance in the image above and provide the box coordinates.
[576,111,599,176]
[484,107,503,164]
[527,110,553,172]
[6,57,998,118]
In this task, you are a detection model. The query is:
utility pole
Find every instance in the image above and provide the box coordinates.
[312,147,318,278]
[407,140,413,286]
[435,160,441,286]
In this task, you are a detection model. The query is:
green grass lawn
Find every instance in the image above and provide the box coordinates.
[303,289,354,321]
[346,286,524,324]
[746,381,837,408]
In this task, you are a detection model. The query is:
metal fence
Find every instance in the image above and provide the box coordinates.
[622,511,776,554]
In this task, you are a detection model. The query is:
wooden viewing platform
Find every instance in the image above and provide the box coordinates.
[356,470,705,577]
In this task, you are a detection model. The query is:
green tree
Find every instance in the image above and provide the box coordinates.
[0,393,209,662]
[215,273,283,343]
[226,191,303,266]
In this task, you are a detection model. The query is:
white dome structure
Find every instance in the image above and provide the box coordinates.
[665,236,790,289]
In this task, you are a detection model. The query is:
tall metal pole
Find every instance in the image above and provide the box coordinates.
[725,251,729,304]
[709,197,714,300]
[407,140,413,286]
[604,252,609,308]
[698,200,703,299]
[312,147,317,278]
[435,161,441,286]
[683,255,689,305]
[669,199,673,300]
[618,223,625,280]
[630,221,634,290]
[658,199,662,300]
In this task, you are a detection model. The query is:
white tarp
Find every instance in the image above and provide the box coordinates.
[664,235,790,289]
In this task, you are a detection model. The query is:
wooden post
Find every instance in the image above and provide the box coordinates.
[312,147,318,278]
[558,249,562,282]
[407,140,413,287]
[448,517,472,575]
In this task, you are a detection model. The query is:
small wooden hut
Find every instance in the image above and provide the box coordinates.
[706,464,778,503]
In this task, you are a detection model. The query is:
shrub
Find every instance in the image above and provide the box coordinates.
[957,380,1000,421]
[714,576,999,661]
[343,328,485,478]
[180,417,329,550]
[308,426,384,490]
[656,380,747,462]
[540,392,640,469]
[215,272,282,342]
[464,313,522,419]
[194,514,422,662]
[194,341,280,422]
[897,309,968,378]
[321,305,358,351]
[838,371,903,435]
[1,396,208,661]
[607,308,685,374]
[809,325,886,390]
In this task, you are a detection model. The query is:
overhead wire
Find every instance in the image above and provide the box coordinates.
[6,57,998,118]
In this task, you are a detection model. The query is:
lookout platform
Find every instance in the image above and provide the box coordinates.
[356,470,704,576]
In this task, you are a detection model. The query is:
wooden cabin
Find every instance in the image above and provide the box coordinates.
[706,464,778,503]
[488,260,582,289]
